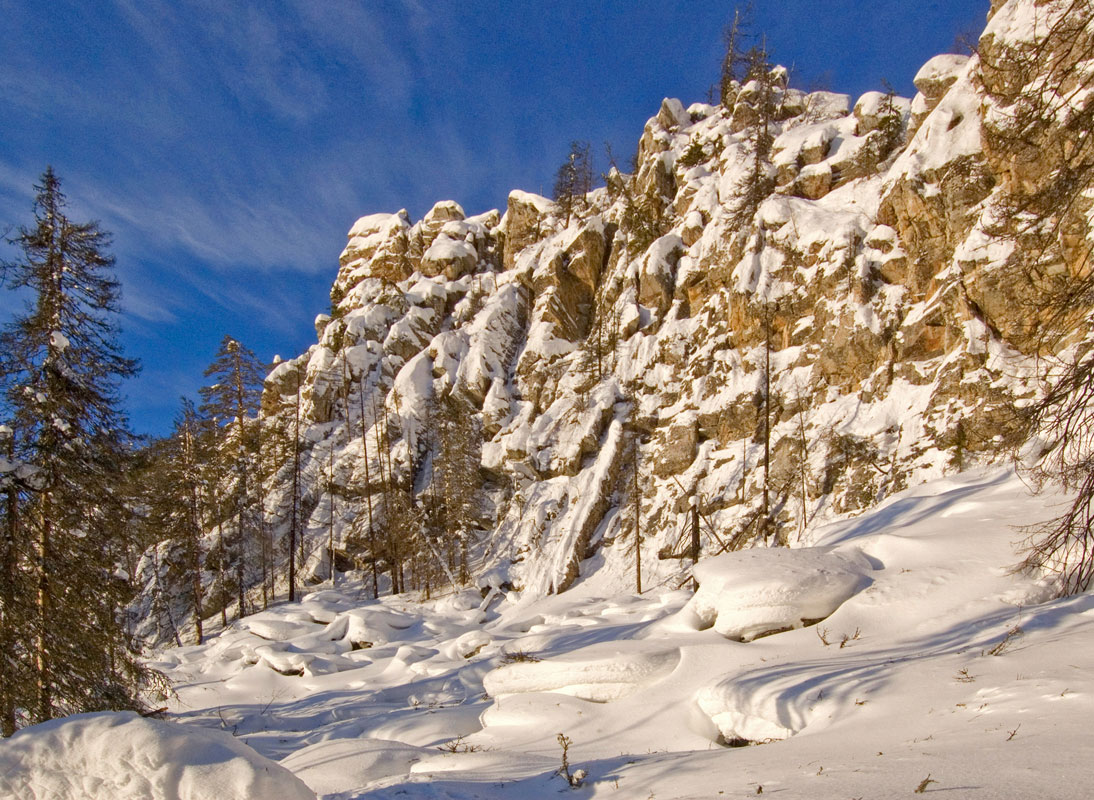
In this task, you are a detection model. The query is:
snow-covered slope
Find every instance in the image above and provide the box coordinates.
[15,468,1092,798]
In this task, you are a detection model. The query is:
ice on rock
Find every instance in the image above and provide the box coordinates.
[0,712,315,800]
[682,546,873,641]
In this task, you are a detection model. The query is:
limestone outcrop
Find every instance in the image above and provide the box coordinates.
[245,0,1087,604]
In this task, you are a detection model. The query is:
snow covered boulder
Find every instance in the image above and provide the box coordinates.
[0,711,315,800]
[683,546,873,641]
[337,210,412,285]
[483,645,679,703]
[913,54,970,102]
[420,232,477,280]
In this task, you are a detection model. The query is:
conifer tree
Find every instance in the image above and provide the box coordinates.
[434,389,482,584]
[731,42,780,226]
[554,141,593,226]
[719,4,752,106]
[142,398,209,645]
[352,371,380,597]
[287,376,304,601]
[0,424,39,735]
[199,335,265,619]
[0,167,144,728]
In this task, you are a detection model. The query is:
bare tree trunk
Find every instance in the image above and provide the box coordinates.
[216,515,227,629]
[35,504,51,722]
[289,381,301,602]
[1,433,20,736]
[690,497,700,589]
[633,429,642,595]
[358,374,379,598]
[328,443,336,587]
[796,402,809,543]
[762,302,771,544]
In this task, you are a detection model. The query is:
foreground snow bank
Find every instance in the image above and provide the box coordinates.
[0,711,315,800]
[138,467,1094,798]
[682,545,874,640]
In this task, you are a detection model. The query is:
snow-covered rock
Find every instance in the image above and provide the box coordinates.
[140,0,1090,650]
[682,546,873,640]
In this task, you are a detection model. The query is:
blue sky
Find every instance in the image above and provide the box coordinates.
[0,0,989,437]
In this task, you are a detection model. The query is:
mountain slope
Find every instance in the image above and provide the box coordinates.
[118,0,1094,653]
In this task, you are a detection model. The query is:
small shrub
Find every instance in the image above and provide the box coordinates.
[914,774,937,794]
[556,733,587,788]
[678,140,708,168]
[438,734,484,753]
[500,649,541,664]
[985,625,1023,656]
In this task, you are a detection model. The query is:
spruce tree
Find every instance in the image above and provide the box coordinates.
[141,398,209,645]
[554,141,593,226]
[435,390,481,584]
[0,167,143,728]
[198,335,265,620]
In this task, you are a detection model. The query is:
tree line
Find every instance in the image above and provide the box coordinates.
[136,336,486,649]
[0,169,486,736]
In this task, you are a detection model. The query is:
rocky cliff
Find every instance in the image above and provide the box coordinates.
[243,0,1086,605]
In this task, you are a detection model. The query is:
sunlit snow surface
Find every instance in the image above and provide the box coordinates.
[7,468,1094,798]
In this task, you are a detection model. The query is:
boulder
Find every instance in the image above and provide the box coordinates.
[796,162,832,200]
[638,234,684,313]
[502,191,554,270]
[411,200,467,261]
[683,546,873,641]
[913,54,970,101]
[654,415,698,477]
[336,211,412,287]
[420,233,477,280]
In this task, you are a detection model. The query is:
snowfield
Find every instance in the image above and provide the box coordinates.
[6,467,1094,798]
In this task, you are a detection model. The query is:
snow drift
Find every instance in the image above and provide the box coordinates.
[0,711,315,800]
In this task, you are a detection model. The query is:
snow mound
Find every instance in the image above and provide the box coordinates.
[683,546,873,640]
[483,646,679,702]
[0,711,315,800]
[279,737,424,795]
[695,686,796,744]
[240,614,318,642]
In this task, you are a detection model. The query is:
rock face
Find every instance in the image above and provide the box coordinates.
[168,0,1087,618]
